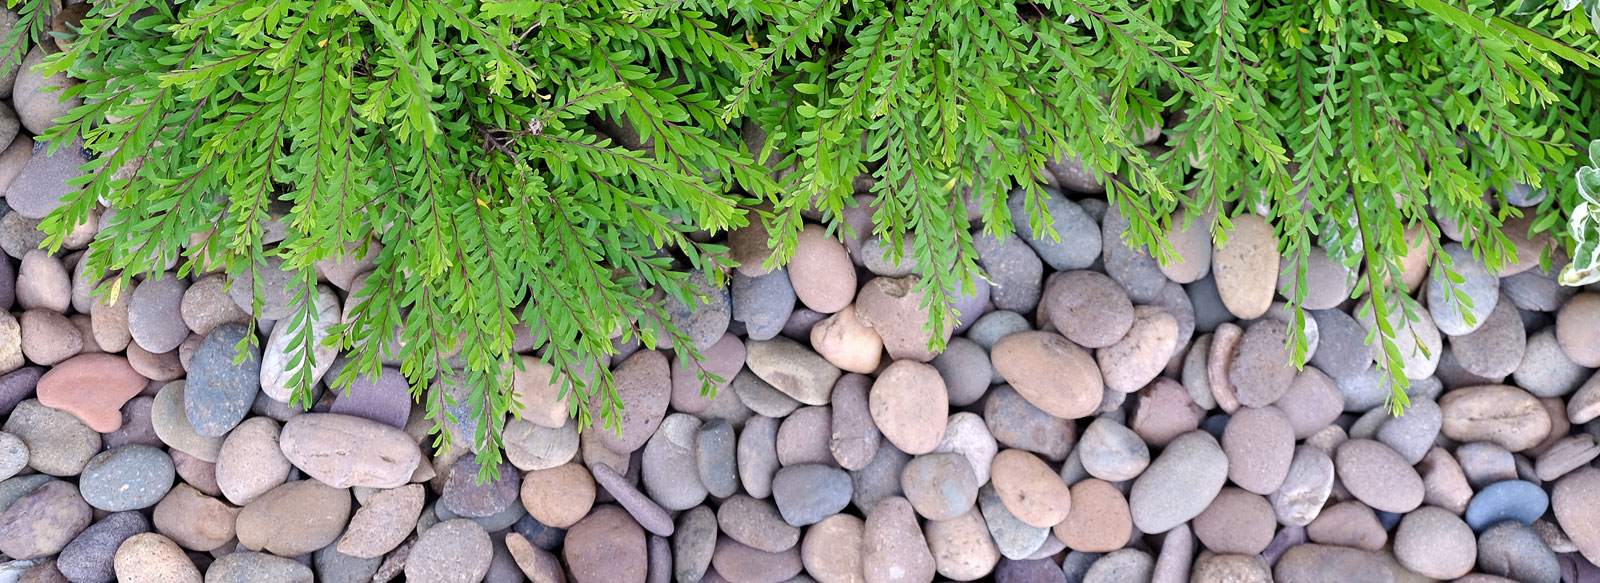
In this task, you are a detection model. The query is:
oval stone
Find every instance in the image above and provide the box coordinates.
[279,413,421,489]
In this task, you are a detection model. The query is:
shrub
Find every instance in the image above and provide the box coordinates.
[12,0,1600,473]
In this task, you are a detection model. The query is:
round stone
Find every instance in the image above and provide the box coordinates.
[565,505,647,583]
[1007,187,1101,272]
[150,484,237,552]
[855,275,951,362]
[1097,305,1177,393]
[58,511,150,583]
[590,350,672,454]
[79,445,174,511]
[3,398,99,476]
[1078,418,1150,482]
[976,233,1044,313]
[1129,431,1228,534]
[869,361,948,455]
[1554,468,1600,565]
[1192,488,1276,555]
[829,374,881,471]
[1269,445,1335,527]
[1477,520,1561,583]
[1230,320,1296,407]
[0,479,92,559]
[992,331,1103,420]
[984,386,1075,461]
[718,494,799,553]
[183,323,261,438]
[1044,271,1133,349]
[1451,294,1526,378]
[1306,500,1386,550]
[1273,544,1392,583]
[1429,243,1499,336]
[404,519,493,583]
[20,309,82,366]
[338,483,425,559]
[214,417,290,506]
[1439,384,1551,452]
[745,336,840,407]
[732,269,796,341]
[235,480,351,557]
[1466,479,1550,532]
[15,250,68,312]
[127,275,189,355]
[899,452,979,522]
[441,456,519,518]
[801,513,864,583]
[207,552,314,583]
[697,419,739,498]
[1221,406,1294,495]
[642,413,707,511]
[329,366,412,430]
[862,497,936,583]
[178,274,250,337]
[924,506,1000,581]
[1130,378,1204,448]
[1212,214,1279,320]
[772,464,851,527]
[279,413,420,489]
[1394,506,1477,579]
[113,534,200,583]
[1083,549,1154,583]
[789,224,856,314]
[1053,478,1131,553]
[1334,439,1424,514]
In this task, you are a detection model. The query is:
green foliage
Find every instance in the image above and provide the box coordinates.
[1564,137,1600,285]
[12,0,1600,473]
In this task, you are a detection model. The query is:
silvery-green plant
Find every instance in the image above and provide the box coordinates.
[1562,139,1600,286]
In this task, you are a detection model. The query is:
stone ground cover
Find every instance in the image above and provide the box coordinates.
[0,41,1597,581]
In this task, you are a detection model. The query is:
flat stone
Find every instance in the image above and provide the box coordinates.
[992,331,1103,420]
[589,461,674,537]
[718,495,799,553]
[235,480,351,557]
[1451,294,1526,378]
[112,534,201,583]
[329,366,412,429]
[862,497,935,583]
[1467,479,1550,532]
[1053,478,1130,553]
[697,419,739,498]
[58,511,149,583]
[900,452,979,521]
[338,484,425,559]
[183,323,261,438]
[674,506,718,583]
[591,350,672,454]
[641,413,707,511]
[984,385,1075,461]
[1429,243,1499,336]
[1515,328,1591,399]
[1230,320,1297,407]
[0,480,91,559]
[1078,418,1150,483]
[1439,384,1551,452]
[1272,544,1393,583]
[1097,305,1177,393]
[1477,520,1561,583]
[772,464,851,527]
[789,224,856,314]
[127,275,189,355]
[1129,431,1228,534]
[1307,500,1387,551]
[738,416,781,498]
[1269,446,1335,527]
[1007,187,1101,271]
[731,269,796,341]
[925,506,1000,581]
[1212,214,1278,320]
[150,484,237,552]
[3,398,99,476]
[404,519,492,583]
[214,416,291,506]
[869,361,948,455]
[745,336,840,406]
[1335,439,1424,514]
[976,233,1044,313]
[1393,506,1477,579]
[36,353,144,433]
[1101,205,1167,303]
[78,445,173,511]
[1044,271,1133,349]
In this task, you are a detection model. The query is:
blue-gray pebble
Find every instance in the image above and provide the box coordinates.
[184,323,262,437]
[771,464,851,526]
[78,445,174,511]
[57,511,150,583]
[1465,480,1549,532]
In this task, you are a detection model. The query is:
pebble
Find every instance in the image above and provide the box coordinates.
[3,398,99,476]
[178,274,250,337]
[641,413,707,511]
[1376,398,1442,464]
[113,534,200,583]
[150,484,237,552]
[1230,320,1297,407]
[738,416,781,499]
[1097,305,1177,393]
[1467,479,1550,532]
[1536,434,1600,481]
[924,506,1000,581]
[1222,405,1294,495]
[441,457,519,518]
[565,505,647,583]
[279,413,421,489]
[591,350,672,454]
[975,233,1044,313]
[732,269,796,341]
[1101,206,1167,303]
[0,480,91,559]
[1335,439,1424,513]
[1306,501,1387,550]
[57,511,149,583]
[1129,430,1228,534]
[19,309,82,366]
[1452,294,1527,378]
[14,251,67,313]
[1128,378,1202,448]
[1429,243,1500,335]
[589,461,674,537]
[898,452,978,522]
[719,495,799,553]
[1191,488,1275,555]
[665,270,732,352]
[789,224,856,314]
[712,535,802,583]
[984,385,1075,461]
[1274,367,1344,440]
[1439,384,1552,452]
[932,413,997,487]
[404,519,492,583]
[1393,506,1477,579]
[0,433,23,483]
[1515,328,1591,399]
[78,445,173,511]
[997,557,1067,583]
[1357,298,1442,381]
[776,406,833,467]
[1211,214,1278,320]
[868,361,947,455]
[772,464,851,527]
[35,353,144,433]
[0,312,20,374]
[1190,552,1271,583]
[214,416,290,506]
[800,513,863,583]
[183,323,260,438]
[127,275,189,355]
[697,419,740,498]
[235,480,351,557]
[1477,520,1561,583]
[1044,271,1133,348]
[930,338,990,407]
[1007,188,1101,271]
[1047,478,1127,554]
[992,331,1103,420]
[854,275,951,362]
[807,305,882,377]
[1159,208,1213,284]
[329,366,413,430]
[1272,544,1394,583]
[1078,418,1150,482]
[1308,309,1372,378]
[675,507,718,583]
[862,497,935,583]
[746,336,840,407]
[1269,446,1335,526]
[1458,441,1519,489]
[1082,549,1153,583]
[336,483,425,559]
[206,552,314,583]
